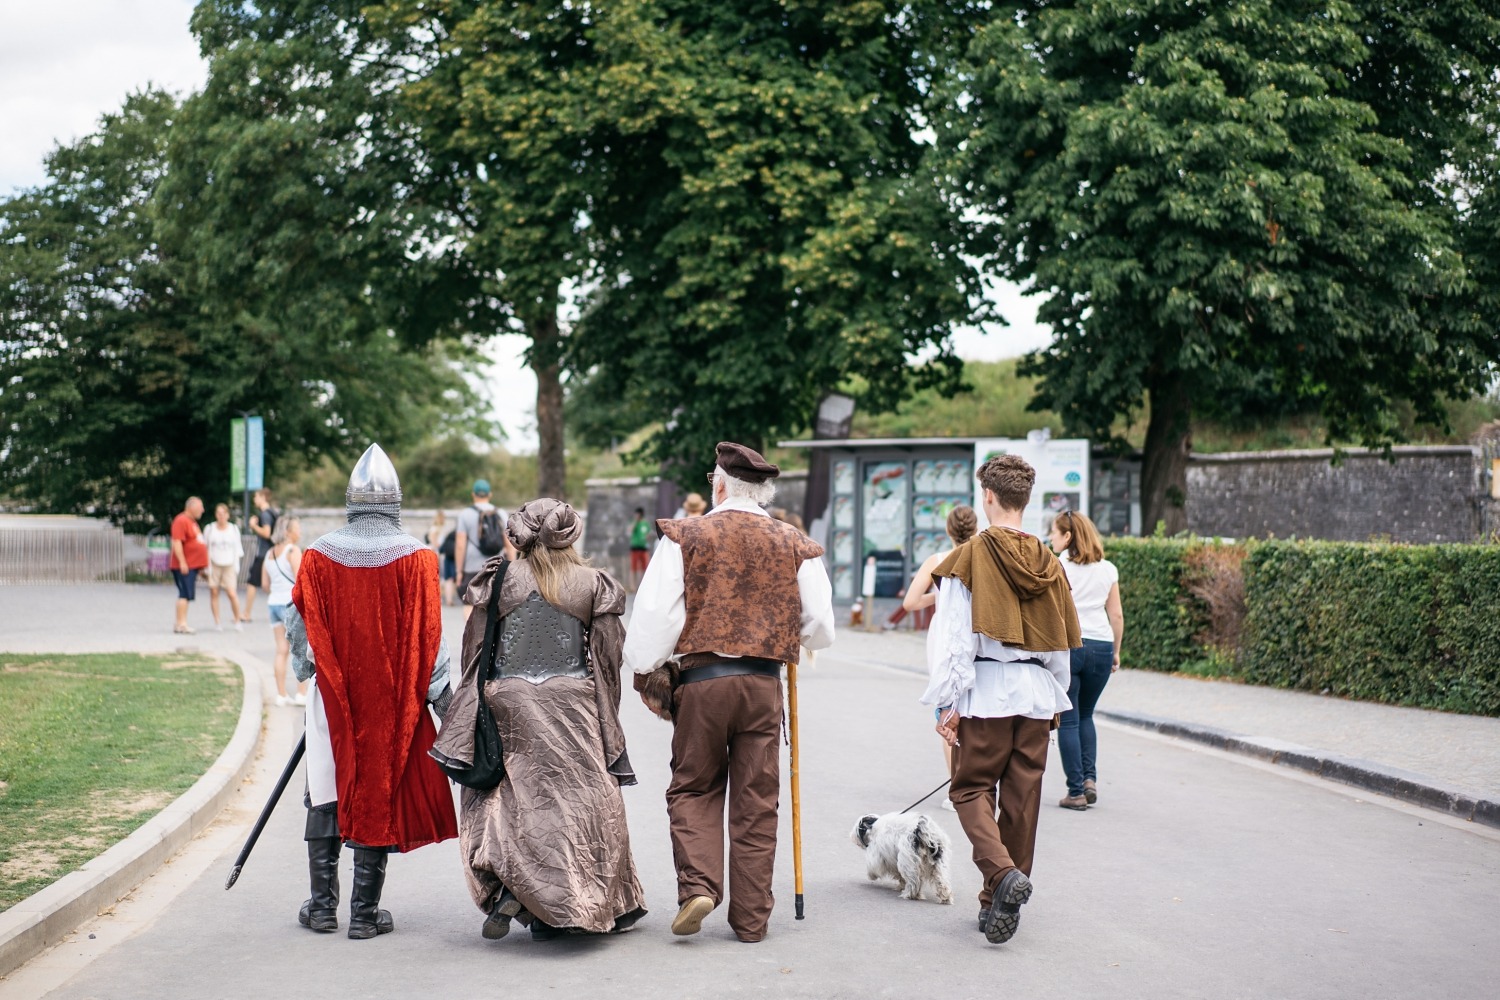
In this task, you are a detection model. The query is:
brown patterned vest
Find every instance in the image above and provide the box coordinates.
[657,511,826,666]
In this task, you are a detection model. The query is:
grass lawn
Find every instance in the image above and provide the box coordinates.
[0,652,241,911]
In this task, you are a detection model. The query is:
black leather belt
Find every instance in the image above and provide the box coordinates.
[974,655,1045,668]
[678,658,783,685]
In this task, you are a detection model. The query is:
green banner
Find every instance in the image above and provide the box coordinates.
[230,418,246,492]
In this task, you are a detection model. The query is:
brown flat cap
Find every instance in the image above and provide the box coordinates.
[716,441,780,483]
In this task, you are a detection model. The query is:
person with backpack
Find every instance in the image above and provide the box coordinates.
[455,479,515,619]
[428,509,458,606]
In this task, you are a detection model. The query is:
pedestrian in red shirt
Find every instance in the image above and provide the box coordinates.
[170,496,209,634]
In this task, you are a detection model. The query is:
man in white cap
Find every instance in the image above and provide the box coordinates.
[624,441,835,943]
[454,477,514,620]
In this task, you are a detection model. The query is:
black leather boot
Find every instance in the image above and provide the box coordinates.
[297,837,340,932]
[347,848,394,939]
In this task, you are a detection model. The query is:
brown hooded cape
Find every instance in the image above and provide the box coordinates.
[932,526,1082,652]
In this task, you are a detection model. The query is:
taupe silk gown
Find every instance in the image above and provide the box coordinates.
[433,557,646,933]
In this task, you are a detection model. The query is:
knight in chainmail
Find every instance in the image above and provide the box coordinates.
[282,443,458,940]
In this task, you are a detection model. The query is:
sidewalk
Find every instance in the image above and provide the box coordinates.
[0,582,470,661]
[833,626,1500,809]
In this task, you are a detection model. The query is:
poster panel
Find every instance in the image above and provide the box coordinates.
[972,438,1090,537]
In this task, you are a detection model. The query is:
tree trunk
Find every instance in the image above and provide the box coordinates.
[529,309,567,500]
[1141,371,1191,535]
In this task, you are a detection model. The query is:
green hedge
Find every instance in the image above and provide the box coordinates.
[1105,538,1204,673]
[1241,541,1500,716]
[1103,536,1500,717]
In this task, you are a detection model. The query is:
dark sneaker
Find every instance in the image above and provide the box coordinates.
[530,918,564,941]
[482,890,523,940]
[977,908,989,932]
[482,909,512,940]
[983,870,1033,944]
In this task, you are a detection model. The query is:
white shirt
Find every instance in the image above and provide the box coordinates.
[265,550,296,606]
[623,496,837,674]
[1060,553,1118,642]
[204,523,242,568]
[920,578,1072,720]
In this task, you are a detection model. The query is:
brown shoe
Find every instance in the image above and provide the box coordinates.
[1083,779,1098,804]
[1058,794,1089,810]
[671,895,715,936]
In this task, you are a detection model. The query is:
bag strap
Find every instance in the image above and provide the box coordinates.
[476,560,509,688]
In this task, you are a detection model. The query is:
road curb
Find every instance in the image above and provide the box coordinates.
[0,650,264,978]
[1100,708,1500,830]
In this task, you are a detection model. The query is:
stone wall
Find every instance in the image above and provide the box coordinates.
[1184,446,1482,543]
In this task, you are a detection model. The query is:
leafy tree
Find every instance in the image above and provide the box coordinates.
[0,93,202,529]
[564,0,988,482]
[362,0,990,491]
[945,0,1500,532]
[0,90,479,530]
[362,0,618,500]
[162,2,494,438]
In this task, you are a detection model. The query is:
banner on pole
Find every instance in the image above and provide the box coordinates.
[231,417,265,492]
[246,416,264,491]
[230,419,245,492]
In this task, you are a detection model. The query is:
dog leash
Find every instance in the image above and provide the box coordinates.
[898,778,952,815]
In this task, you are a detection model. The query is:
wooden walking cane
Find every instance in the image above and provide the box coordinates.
[788,660,805,919]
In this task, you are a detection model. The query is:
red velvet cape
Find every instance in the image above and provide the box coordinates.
[293,547,457,851]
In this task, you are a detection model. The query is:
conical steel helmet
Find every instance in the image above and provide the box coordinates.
[345,443,402,507]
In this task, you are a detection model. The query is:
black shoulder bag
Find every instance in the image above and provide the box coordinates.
[432,560,508,790]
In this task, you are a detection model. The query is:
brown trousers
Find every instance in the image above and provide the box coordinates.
[950,715,1050,907]
[667,673,782,941]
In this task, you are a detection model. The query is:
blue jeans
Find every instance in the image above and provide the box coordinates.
[1057,639,1114,797]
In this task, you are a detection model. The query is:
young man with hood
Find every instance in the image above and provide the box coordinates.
[922,453,1080,945]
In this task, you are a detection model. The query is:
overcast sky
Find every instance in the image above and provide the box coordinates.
[3,1,1053,449]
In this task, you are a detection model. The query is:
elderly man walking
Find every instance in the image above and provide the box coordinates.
[625,441,835,943]
[923,454,1079,944]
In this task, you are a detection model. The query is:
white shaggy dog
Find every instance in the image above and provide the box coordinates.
[850,812,954,904]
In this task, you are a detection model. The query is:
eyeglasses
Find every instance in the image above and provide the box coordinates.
[706,472,717,485]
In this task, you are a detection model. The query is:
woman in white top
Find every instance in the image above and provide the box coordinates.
[1046,510,1124,810]
[899,505,978,810]
[203,503,244,631]
[262,516,307,706]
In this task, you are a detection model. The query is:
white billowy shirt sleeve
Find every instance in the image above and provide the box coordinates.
[920,579,977,709]
[622,536,686,675]
[797,556,836,652]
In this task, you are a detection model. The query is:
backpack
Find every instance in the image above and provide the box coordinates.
[474,506,505,557]
[438,529,456,560]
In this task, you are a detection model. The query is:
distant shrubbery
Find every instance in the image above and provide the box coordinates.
[1108,537,1500,718]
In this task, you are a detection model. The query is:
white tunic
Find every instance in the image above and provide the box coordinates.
[920,577,1072,720]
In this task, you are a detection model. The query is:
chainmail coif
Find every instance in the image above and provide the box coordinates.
[308,510,426,569]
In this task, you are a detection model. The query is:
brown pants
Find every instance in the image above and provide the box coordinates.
[951,715,1050,907]
[667,674,782,941]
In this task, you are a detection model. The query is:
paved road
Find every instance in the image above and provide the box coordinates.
[848,626,1500,799]
[4,585,1500,998]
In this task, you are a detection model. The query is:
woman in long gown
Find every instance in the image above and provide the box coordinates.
[433,498,647,941]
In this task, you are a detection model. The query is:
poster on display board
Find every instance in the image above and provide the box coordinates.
[972,438,1090,537]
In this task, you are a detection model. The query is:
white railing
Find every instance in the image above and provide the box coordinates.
[0,517,128,584]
